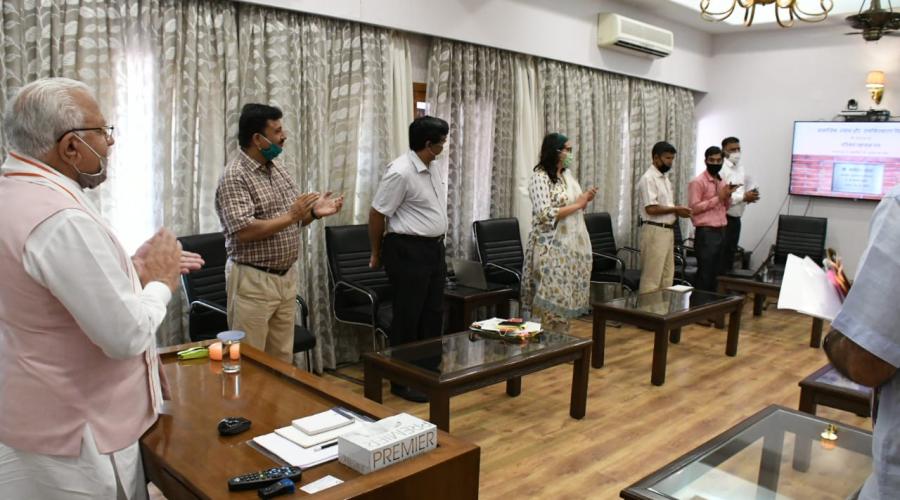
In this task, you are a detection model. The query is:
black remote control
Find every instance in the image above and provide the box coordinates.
[227,466,302,491]
[258,478,296,498]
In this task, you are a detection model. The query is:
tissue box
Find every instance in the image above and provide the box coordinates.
[338,413,437,474]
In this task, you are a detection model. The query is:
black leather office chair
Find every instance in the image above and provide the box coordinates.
[584,212,641,292]
[324,224,392,350]
[472,218,523,290]
[765,215,828,273]
[178,233,316,368]
[673,223,697,286]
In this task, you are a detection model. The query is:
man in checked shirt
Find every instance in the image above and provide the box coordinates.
[215,104,343,362]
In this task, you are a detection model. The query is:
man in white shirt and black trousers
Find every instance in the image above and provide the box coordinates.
[719,136,759,273]
[368,116,449,403]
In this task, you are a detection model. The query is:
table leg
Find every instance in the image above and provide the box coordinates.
[669,328,681,344]
[753,293,765,316]
[497,299,511,319]
[714,316,725,329]
[570,346,589,419]
[592,309,606,369]
[758,428,785,499]
[363,361,383,404]
[461,302,475,333]
[429,391,451,432]
[506,376,522,397]
[793,387,816,472]
[726,307,742,357]
[810,318,823,348]
[651,327,669,386]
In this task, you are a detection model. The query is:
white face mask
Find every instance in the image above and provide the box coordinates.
[728,151,741,165]
[71,134,109,189]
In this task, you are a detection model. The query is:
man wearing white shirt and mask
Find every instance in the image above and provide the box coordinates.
[719,136,759,273]
[0,78,202,499]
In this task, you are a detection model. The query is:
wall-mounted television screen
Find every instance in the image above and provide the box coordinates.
[790,121,900,200]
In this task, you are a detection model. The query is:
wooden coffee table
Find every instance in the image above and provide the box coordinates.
[717,273,825,348]
[443,285,517,333]
[592,289,744,386]
[363,330,591,432]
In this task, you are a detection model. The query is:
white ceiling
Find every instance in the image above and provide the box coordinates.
[624,0,873,33]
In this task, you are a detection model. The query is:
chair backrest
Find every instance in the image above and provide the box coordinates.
[472,218,523,285]
[178,232,228,341]
[584,212,618,272]
[774,215,827,265]
[324,224,393,306]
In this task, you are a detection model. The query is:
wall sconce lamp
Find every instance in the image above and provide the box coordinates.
[866,70,886,105]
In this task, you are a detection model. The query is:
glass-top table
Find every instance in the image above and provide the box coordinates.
[717,268,824,348]
[363,330,592,432]
[621,405,873,500]
[592,288,745,385]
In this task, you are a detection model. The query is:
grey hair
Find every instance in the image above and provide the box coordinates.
[3,78,94,158]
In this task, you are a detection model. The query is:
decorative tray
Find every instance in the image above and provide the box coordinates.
[469,318,543,342]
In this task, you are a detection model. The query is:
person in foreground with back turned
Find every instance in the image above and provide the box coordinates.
[0,77,202,499]
[521,132,596,334]
[824,183,900,500]
[368,116,450,403]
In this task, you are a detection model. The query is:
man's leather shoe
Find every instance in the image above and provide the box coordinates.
[390,384,428,403]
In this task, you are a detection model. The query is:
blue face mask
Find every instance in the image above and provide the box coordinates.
[259,135,283,162]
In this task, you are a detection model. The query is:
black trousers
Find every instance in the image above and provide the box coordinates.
[694,226,726,292]
[721,215,742,273]
[382,234,445,347]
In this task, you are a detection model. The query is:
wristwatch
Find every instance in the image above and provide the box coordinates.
[311,207,321,220]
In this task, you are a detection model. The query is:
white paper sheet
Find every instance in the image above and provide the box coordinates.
[252,433,339,469]
[777,254,843,321]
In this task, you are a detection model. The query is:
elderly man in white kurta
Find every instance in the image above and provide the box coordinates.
[0,78,201,499]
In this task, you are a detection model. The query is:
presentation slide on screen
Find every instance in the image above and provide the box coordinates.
[790,122,900,200]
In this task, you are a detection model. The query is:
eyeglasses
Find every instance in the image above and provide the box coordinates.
[56,125,115,143]
[560,146,573,152]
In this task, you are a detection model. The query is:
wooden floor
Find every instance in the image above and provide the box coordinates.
[324,303,870,499]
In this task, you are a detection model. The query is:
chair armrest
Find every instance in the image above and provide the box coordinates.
[295,295,309,328]
[593,251,625,272]
[618,246,641,256]
[334,280,381,306]
[334,280,382,326]
[484,262,522,282]
[190,299,226,316]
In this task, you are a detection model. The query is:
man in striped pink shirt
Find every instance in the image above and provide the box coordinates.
[688,146,737,292]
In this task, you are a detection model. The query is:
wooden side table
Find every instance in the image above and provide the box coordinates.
[798,363,872,418]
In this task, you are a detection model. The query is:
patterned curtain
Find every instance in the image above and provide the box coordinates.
[425,39,517,258]
[0,0,406,370]
[236,5,399,369]
[538,60,632,245]
[628,80,696,246]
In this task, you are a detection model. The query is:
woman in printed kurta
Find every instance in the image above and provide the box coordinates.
[521,133,598,333]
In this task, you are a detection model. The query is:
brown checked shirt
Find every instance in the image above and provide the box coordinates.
[215,150,301,270]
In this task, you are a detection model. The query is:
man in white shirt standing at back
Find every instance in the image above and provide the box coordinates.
[0,78,202,499]
[719,136,759,273]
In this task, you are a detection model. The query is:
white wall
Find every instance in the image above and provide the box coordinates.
[244,0,712,91]
[696,24,900,275]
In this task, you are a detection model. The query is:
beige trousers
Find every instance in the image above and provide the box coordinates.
[225,261,297,362]
[638,224,675,294]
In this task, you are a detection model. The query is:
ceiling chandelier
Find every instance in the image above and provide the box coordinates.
[700,0,835,27]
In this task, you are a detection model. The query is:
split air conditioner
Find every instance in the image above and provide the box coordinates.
[597,13,673,58]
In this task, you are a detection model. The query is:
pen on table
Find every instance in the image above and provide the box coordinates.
[314,441,338,452]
